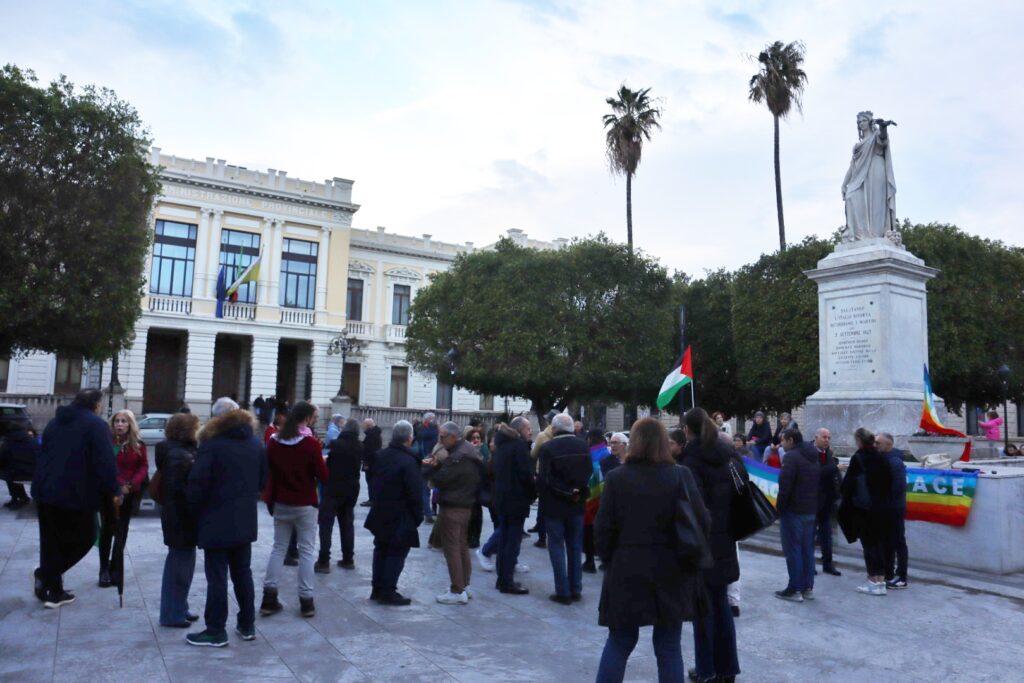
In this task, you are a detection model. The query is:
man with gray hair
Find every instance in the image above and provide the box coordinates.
[424,421,483,605]
[536,413,592,604]
[416,412,440,523]
[812,428,842,577]
[360,418,382,507]
[877,432,908,589]
[364,420,422,606]
[325,414,345,446]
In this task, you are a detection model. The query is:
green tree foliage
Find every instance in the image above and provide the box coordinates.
[748,40,808,252]
[0,65,160,360]
[405,237,675,418]
[603,85,662,250]
[901,222,1024,410]
[730,235,833,412]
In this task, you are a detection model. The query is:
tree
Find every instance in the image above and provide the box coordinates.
[0,65,161,361]
[603,85,662,250]
[405,236,676,419]
[730,235,833,411]
[748,41,808,252]
[900,222,1024,410]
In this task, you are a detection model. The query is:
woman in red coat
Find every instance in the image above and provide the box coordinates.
[98,410,148,587]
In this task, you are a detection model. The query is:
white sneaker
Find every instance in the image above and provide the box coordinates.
[476,548,494,572]
[856,581,887,596]
[516,562,530,573]
[465,585,474,600]
[436,590,469,605]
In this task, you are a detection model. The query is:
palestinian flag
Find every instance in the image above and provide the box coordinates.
[656,346,693,410]
[919,364,971,461]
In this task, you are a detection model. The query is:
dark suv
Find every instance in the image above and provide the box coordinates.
[0,404,33,437]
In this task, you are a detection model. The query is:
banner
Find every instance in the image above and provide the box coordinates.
[740,457,978,527]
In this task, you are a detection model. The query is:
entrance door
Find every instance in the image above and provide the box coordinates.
[277,344,297,406]
[343,363,361,404]
[212,336,243,401]
[144,333,182,412]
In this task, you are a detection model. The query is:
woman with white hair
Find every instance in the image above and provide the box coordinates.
[97,409,149,588]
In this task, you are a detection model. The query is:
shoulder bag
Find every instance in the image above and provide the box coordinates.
[674,467,714,571]
[727,458,777,541]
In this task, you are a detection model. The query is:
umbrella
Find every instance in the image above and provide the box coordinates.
[112,498,125,608]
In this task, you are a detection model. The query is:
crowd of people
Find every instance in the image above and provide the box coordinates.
[0,388,957,681]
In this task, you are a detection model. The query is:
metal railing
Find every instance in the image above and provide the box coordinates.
[280,308,315,326]
[148,295,192,315]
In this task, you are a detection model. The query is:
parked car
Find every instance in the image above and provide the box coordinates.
[0,404,34,437]
[138,413,173,448]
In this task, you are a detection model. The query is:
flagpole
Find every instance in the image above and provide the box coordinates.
[678,305,687,418]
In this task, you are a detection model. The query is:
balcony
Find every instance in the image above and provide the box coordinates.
[148,295,192,315]
[281,308,315,326]
[222,302,256,321]
[384,324,407,345]
[346,321,375,339]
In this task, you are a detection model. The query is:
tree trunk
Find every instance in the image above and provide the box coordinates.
[773,114,786,252]
[626,172,633,251]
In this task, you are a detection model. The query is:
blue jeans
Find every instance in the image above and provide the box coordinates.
[693,582,740,680]
[495,515,525,589]
[371,539,410,597]
[159,546,196,626]
[780,512,816,592]
[202,544,255,636]
[596,622,684,683]
[545,514,583,597]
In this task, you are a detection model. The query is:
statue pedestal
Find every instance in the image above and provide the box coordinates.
[330,395,353,418]
[802,238,945,453]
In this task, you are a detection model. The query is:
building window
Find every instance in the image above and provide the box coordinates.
[280,238,318,310]
[436,375,452,410]
[219,229,261,304]
[390,366,408,408]
[479,394,494,411]
[965,404,979,436]
[392,284,411,325]
[54,356,82,395]
[0,357,8,392]
[150,220,197,297]
[347,278,364,321]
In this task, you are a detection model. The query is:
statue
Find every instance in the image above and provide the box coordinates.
[841,111,897,241]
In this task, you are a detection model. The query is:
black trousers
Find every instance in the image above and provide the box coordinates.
[98,492,136,579]
[371,539,410,597]
[468,504,483,547]
[884,511,908,580]
[815,508,835,567]
[37,502,96,593]
[203,544,254,635]
[6,481,29,502]
[862,538,886,576]
[319,493,356,562]
[583,523,595,563]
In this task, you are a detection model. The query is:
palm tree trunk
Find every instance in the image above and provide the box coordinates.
[773,114,786,251]
[626,172,633,250]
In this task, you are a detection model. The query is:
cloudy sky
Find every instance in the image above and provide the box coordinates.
[4,0,1022,275]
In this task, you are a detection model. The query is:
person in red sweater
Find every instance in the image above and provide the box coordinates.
[98,410,148,588]
[260,401,328,618]
[263,411,286,447]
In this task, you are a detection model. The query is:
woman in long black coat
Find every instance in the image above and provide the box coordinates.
[158,413,200,627]
[681,408,743,683]
[839,427,892,596]
[594,417,708,683]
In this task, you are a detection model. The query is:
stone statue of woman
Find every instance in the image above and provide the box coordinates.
[841,111,896,241]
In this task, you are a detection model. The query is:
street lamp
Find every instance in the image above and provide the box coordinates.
[445,347,459,421]
[998,363,1011,452]
[327,333,363,399]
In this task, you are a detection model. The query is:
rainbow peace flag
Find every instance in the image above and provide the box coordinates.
[742,456,978,527]
[584,444,610,525]
[920,364,971,461]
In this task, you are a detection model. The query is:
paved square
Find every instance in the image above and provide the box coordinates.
[0,496,1020,682]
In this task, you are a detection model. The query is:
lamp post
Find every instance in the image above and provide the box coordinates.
[998,363,1011,452]
[327,333,363,399]
[445,347,459,422]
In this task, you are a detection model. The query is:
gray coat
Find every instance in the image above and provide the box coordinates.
[424,439,483,509]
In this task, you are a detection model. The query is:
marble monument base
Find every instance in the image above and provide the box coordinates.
[803,237,944,454]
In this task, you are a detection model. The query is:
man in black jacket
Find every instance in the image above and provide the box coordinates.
[812,428,842,576]
[317,419,363,573]
[32,389,120,608]
[536,413,592,604]
[360,418,382,507]
[878,432,909,589]
[775,428,820,602]
[488,417,536,594]
[364,420,422,606]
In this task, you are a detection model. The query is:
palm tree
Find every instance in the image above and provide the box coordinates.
[603,85,662,250]
[748,40,808,252]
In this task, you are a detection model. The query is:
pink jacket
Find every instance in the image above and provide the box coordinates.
[979,417,1003,441]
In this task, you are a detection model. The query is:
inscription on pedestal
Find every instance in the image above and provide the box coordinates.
[826,295,879,381]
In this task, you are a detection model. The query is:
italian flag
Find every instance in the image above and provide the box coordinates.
[656,346,693,410]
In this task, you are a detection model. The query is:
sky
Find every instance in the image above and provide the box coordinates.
[4,0,1023,276]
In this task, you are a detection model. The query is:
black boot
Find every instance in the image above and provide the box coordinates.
[314,555,331,574]
[98,565,112,588]
[260,587,283,616]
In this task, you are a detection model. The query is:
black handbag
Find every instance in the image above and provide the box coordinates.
[727,459,778,541]
[674,468,714,571]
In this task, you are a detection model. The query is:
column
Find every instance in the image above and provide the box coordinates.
[249,335,280,400]
[121,326,148,415]
[309,338,340,404]
[183,331,217,420]
[315,227,331,312]
[194,208,214,297]
[258,218,277,306]
[269,220,284,307]
[204,210,224,299]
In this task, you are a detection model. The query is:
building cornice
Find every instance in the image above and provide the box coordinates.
[349,238,460,263]
[161,173,359,214]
